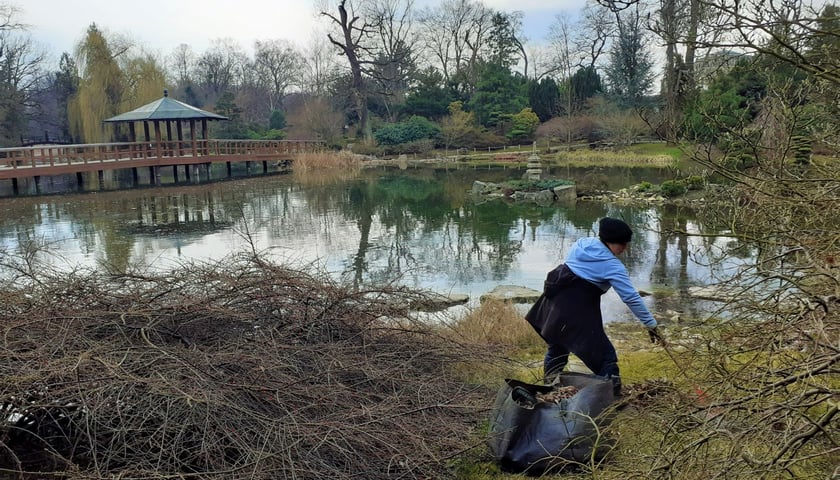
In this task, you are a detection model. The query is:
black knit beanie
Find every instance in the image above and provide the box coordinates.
[598,217,633,244]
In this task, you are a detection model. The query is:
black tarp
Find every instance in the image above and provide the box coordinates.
[487,373,618,475]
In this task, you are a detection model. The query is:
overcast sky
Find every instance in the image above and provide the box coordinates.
[20,0,584,64]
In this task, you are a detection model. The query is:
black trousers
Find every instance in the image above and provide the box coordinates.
[544,323,619,378]
[526,264,619,381]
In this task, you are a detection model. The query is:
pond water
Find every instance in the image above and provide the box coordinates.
[0,164,753,323]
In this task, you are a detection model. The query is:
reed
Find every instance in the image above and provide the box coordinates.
[292,150,362,171]
[447,299,543,351]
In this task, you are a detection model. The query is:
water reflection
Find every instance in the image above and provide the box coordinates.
[0,166,753,321]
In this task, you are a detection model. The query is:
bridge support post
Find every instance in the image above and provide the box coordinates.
[98,170,105,190]
[34,176,41,195]
[76,172,84,191]
[262,160,268,174]
[173,165,179,183]
[226,162,232,178]
[205,163,212,181]
[148,166,156,185]
[11,178,19,196]
[245,161,251,175]
[132,167,139,187]
[185,165,192,182]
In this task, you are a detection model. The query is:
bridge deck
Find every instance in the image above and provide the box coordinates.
[0,139,320,181]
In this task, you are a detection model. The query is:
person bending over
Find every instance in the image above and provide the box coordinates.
[525,217,663,395]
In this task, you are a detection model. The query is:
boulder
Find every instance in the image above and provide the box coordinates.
[480,285,542,304]
[553,184,577,203]
[688,285,736,302]
[411,293,470,312]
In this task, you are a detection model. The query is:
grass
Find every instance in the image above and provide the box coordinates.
[442,299,545,385]
[625,142,685,160]
[547,148,676,168]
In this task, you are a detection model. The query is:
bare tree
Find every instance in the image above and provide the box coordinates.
[577,2,614,70]
[366,0,417,121]
[194,38,247,102]
[254,39,304,112]
[320,0,373,139]
[612,0,837,476]
[416,0,494,95]
[301,32,342,97]
[525,43,555,81]
[167,43,196,87]
[320,0,415,138]
[0,20,46,144]
[645,0,723,140]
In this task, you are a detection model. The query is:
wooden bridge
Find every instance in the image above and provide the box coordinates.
[0,139,322,194]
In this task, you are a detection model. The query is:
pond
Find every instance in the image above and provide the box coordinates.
[0,164,753,323]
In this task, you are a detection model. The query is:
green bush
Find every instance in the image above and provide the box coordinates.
[659,180,687,197]
[374,116,441,146]
[269,110,286,130]
[506,108,540,142]
[680,175,704,190]
[636,181,654,192]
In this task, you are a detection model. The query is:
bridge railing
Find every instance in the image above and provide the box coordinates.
[0,139,322,170]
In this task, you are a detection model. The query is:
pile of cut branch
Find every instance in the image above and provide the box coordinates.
[0,252,492,479]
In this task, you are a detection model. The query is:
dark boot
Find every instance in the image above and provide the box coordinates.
[609,375,623,397]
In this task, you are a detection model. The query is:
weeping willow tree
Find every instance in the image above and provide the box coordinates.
[68,24,165,143]
[122,52,167,110]
[68,24,125,143]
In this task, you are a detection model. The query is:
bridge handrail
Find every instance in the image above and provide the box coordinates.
[0,139,323,169]
[0,139,321,152]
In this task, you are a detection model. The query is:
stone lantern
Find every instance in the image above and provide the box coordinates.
[524,141,542,180]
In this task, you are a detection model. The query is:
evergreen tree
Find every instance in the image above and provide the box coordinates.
[569,66,603,112]
[487,12,520,70]
[269,110,286,130]
[402,67,455,120]
[527,77,559,122]
[213,92,247,139]
[468,63,527,128]
[604,8,654,108]
[53,52,79,142]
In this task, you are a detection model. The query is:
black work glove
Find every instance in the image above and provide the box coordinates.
[648,327,665,346]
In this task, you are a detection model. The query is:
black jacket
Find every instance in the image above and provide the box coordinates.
[525,263,606,345]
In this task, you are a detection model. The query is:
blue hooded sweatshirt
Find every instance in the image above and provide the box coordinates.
[564,237,657,328]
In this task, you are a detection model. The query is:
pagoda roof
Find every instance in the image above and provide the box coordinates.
[104,91,228,122]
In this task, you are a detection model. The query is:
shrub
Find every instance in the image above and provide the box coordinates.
[659,180,687,197]
[636,181,654,192]
[680,175,704,190]
[506,108,540,142]
[374,116,440,146]
[269,110,287,130]
[266,129,287,140]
